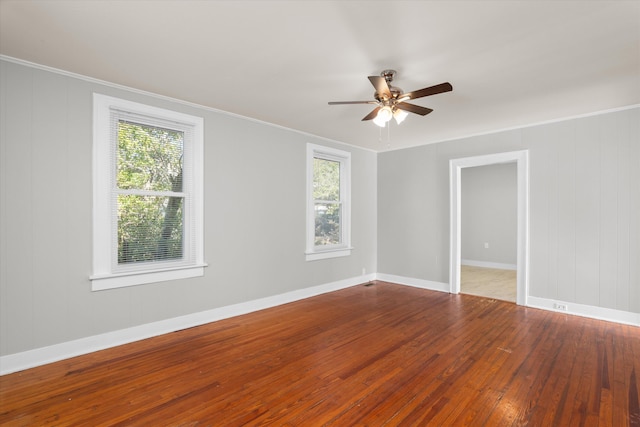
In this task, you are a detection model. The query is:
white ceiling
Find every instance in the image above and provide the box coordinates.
[1,0,639,152]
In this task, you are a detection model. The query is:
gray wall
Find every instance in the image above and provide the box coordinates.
[0,60,377,357]
[378,107,640,313]
[1,57,638,360]
[461,163,517,265]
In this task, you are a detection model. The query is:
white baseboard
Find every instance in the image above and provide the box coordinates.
[461,259,517,270]
[0,274,374,376]
[376,273,450,293]
[527,296,640,326]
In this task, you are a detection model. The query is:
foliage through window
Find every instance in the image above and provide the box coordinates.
[306,144,351,261]
[117,121,184,264]
[92,94,204,290]
[313,157,341,246]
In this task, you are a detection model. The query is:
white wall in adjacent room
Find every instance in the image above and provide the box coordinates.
[461,163,517,267]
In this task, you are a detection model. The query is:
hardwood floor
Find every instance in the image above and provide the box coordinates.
[460,265,517,303]
[1,282,639,426]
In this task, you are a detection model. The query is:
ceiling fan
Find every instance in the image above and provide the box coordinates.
[328,70,452,127]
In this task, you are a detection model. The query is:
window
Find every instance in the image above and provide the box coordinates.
[306,144,351,261]
[91,94,205,290]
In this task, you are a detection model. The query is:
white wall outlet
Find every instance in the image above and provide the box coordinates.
[484,242,489,249]
[362,268,366,276]
[553,303,568,311]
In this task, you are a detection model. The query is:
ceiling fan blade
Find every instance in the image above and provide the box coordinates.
[403,82,453,100]
[361,106,381,121]
[328,100,378,105]
[368,76,391,100]
[396,102,434,116]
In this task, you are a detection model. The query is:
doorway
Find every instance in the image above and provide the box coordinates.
[449,151,529,306]
[460,163,517,302]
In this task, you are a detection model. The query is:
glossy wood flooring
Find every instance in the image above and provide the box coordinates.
[1,282,639,426]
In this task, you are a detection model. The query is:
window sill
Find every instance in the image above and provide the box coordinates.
[90,263,208,291]
[305,247,353,261]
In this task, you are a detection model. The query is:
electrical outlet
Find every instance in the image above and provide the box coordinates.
[553,303,567,311]
[484,242,489,249]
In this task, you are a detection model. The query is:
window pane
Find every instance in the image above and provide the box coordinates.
[117,194,183,264]
[117,121,184,192]
[315,202,341,246]
[313,158,340,201]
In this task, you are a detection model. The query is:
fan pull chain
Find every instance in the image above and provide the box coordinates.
[387,122,391,149]
[377,122,392,148]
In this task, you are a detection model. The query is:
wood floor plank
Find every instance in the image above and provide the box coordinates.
[1,281,639,426]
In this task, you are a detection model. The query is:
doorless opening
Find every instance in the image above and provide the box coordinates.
[449,151,529,306]
[460,163,517,302]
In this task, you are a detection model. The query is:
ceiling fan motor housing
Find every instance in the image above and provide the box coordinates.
[375,69,404,102]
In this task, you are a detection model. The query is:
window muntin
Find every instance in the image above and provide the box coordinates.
[92,94,204,290]
[306,144,351,261]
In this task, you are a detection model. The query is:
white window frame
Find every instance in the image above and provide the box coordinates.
[91,94,205,291]
[306,143,352,261]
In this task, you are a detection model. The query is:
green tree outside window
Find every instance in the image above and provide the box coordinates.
[313,157,341,246]
[117,121,184,264]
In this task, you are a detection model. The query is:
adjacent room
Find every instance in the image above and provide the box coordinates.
[1,1,639,425]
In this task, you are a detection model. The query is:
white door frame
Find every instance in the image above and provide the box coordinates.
[449,150,530,305]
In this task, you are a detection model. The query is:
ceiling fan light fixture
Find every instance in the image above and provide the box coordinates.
[373,114,387,127]
[393,108,409,124]
[374,106,393,127]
